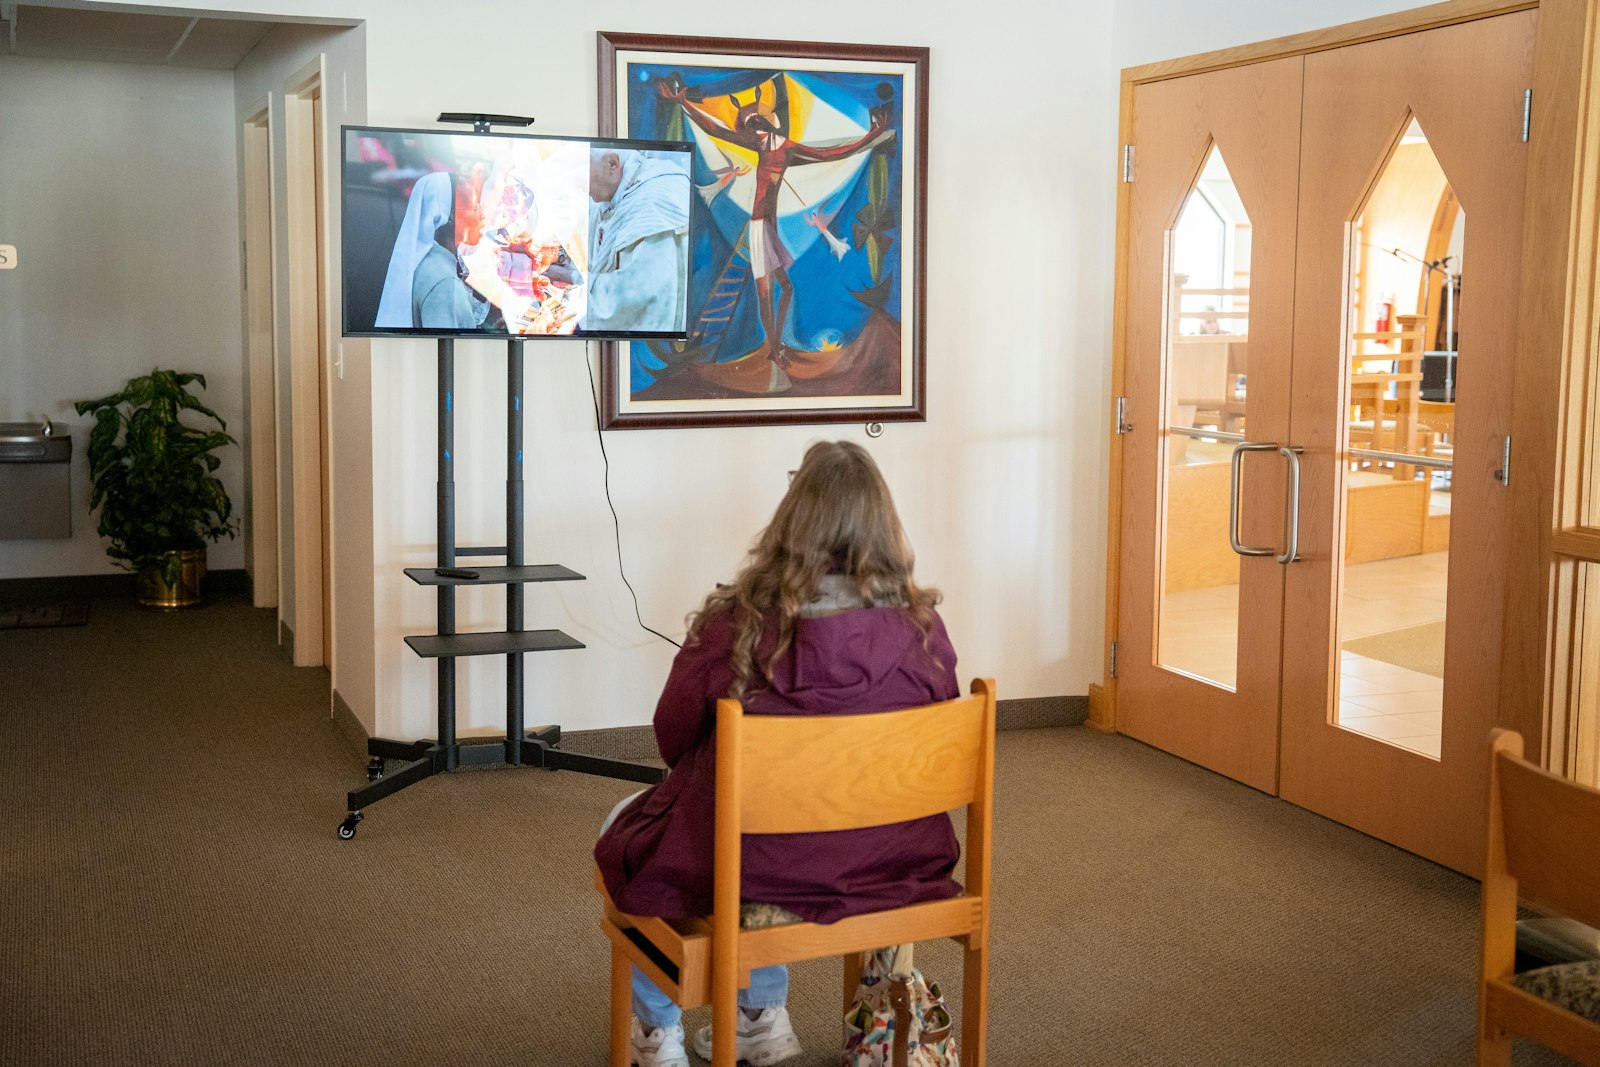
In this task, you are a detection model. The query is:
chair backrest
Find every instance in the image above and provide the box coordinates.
[716,683,995,836]
[1416,399,1455,435]
[1488,729,1600,926]
[711,678,997,937]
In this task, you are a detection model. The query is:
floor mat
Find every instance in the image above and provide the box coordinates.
[0,602,89,629]
[1341,620,1445,678]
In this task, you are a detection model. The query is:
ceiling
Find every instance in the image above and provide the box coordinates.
[0,3,281,69]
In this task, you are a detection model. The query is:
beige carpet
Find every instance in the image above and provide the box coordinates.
[1343,620,1447,678]
[0,593,1572,1066]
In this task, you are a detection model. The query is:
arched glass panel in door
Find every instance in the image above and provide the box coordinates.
[1335,116,1461,760]
[1158,145,1253,689]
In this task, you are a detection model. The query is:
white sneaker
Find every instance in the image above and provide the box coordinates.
[691,1006,803,1065]
[631,1017,689,1067]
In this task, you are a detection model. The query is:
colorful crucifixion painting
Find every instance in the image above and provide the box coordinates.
[599,36,927,428]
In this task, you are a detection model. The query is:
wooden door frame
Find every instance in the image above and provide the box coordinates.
[1097,0,1598,781]
[1502,0,1600,783]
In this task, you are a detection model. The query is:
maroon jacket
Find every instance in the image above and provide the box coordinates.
[595,604,961,922]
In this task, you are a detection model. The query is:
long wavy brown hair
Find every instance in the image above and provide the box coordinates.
[686,440,941,699]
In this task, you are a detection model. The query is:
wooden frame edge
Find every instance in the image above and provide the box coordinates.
[1501,0,1600,772]
[1095,79,1136,735]
[1553,527,1600,560]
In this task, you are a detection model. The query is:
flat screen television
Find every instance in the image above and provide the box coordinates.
[341,125,693,340]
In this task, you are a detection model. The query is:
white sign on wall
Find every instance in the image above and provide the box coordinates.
[0,245,15,269]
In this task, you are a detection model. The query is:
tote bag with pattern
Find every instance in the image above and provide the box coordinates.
[841,943,959,1067]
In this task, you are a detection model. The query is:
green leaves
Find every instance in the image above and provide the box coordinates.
[74,368,238,573]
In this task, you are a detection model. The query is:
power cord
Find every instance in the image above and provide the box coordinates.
[582,346,683,650]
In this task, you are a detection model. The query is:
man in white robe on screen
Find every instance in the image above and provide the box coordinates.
[584,148,690,333]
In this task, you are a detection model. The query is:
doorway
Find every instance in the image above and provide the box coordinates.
[1112,9,1535,875]
[284,64,332,669]
[243,106,280,612]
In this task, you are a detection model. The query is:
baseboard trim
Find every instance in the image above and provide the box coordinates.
[1086,683,1116,732]
[0,568,250,601]
[332,689,369,760]
[998,694,1088,730]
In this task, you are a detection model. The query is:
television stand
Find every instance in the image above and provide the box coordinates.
[337,338,664,840]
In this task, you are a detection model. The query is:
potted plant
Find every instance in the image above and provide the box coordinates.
[74,369,238,608]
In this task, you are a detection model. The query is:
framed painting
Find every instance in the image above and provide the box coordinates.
[597,32,928,429]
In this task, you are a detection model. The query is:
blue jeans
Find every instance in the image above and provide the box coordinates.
[632,961,788,1031]
[602,791,789,1030]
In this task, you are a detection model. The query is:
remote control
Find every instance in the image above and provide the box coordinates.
[434,567,481,580]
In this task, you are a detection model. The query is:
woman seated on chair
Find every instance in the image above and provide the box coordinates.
[595,439,962,1067]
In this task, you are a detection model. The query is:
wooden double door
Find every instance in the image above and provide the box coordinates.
[1114,10,1535,875]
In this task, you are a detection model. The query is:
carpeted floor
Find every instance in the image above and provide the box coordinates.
[0,593,1572,1065]
[1343,621,1448,678]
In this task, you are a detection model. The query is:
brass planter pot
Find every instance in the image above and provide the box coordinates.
[136,548,206,609]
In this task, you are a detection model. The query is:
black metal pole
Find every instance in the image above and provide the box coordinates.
[438,339,458,769]
[506,338,526,764]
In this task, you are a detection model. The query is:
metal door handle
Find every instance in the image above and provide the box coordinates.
[1229,442,1279,557]
[1278,446,1303,564]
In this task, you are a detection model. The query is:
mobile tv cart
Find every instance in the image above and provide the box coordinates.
[336,337,665,840]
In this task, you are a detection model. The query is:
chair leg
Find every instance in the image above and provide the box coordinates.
[962,939,989,1067]
[1475,1032,1512,1067]
[713,988,740,1067]
[610,948,633,1067]
[1476,1007,1513,1067]
[841,951,864,1021]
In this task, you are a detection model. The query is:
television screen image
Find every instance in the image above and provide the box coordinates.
[341,126,693,340]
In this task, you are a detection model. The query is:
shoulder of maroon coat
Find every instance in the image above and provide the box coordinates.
[690,601,746,642]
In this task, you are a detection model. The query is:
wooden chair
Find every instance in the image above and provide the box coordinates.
[1416,400,1456,460]
[1347,314,1427,476]
[598,678,997,1067]
[1479,729,1600,1065]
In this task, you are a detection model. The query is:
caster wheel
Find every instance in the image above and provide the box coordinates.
[337,812,363,839]
[366,756,386,782]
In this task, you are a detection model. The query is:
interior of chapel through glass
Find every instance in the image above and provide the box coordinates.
[1157,145,1252,690]
[1334,116,1461,762]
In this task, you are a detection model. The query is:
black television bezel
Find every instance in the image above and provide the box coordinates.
[339,123,693,342]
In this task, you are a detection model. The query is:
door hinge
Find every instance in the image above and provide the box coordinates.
[1116,396,1134,434]
[1121,144,1135,183]
[1109,641,1119,678]
[1522,89,1533,143]
[1493,435,1512,486]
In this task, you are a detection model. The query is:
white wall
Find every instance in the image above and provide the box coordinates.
[349,0,1121,736]
[0,56,245,578]
[1112,0,1430,68]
